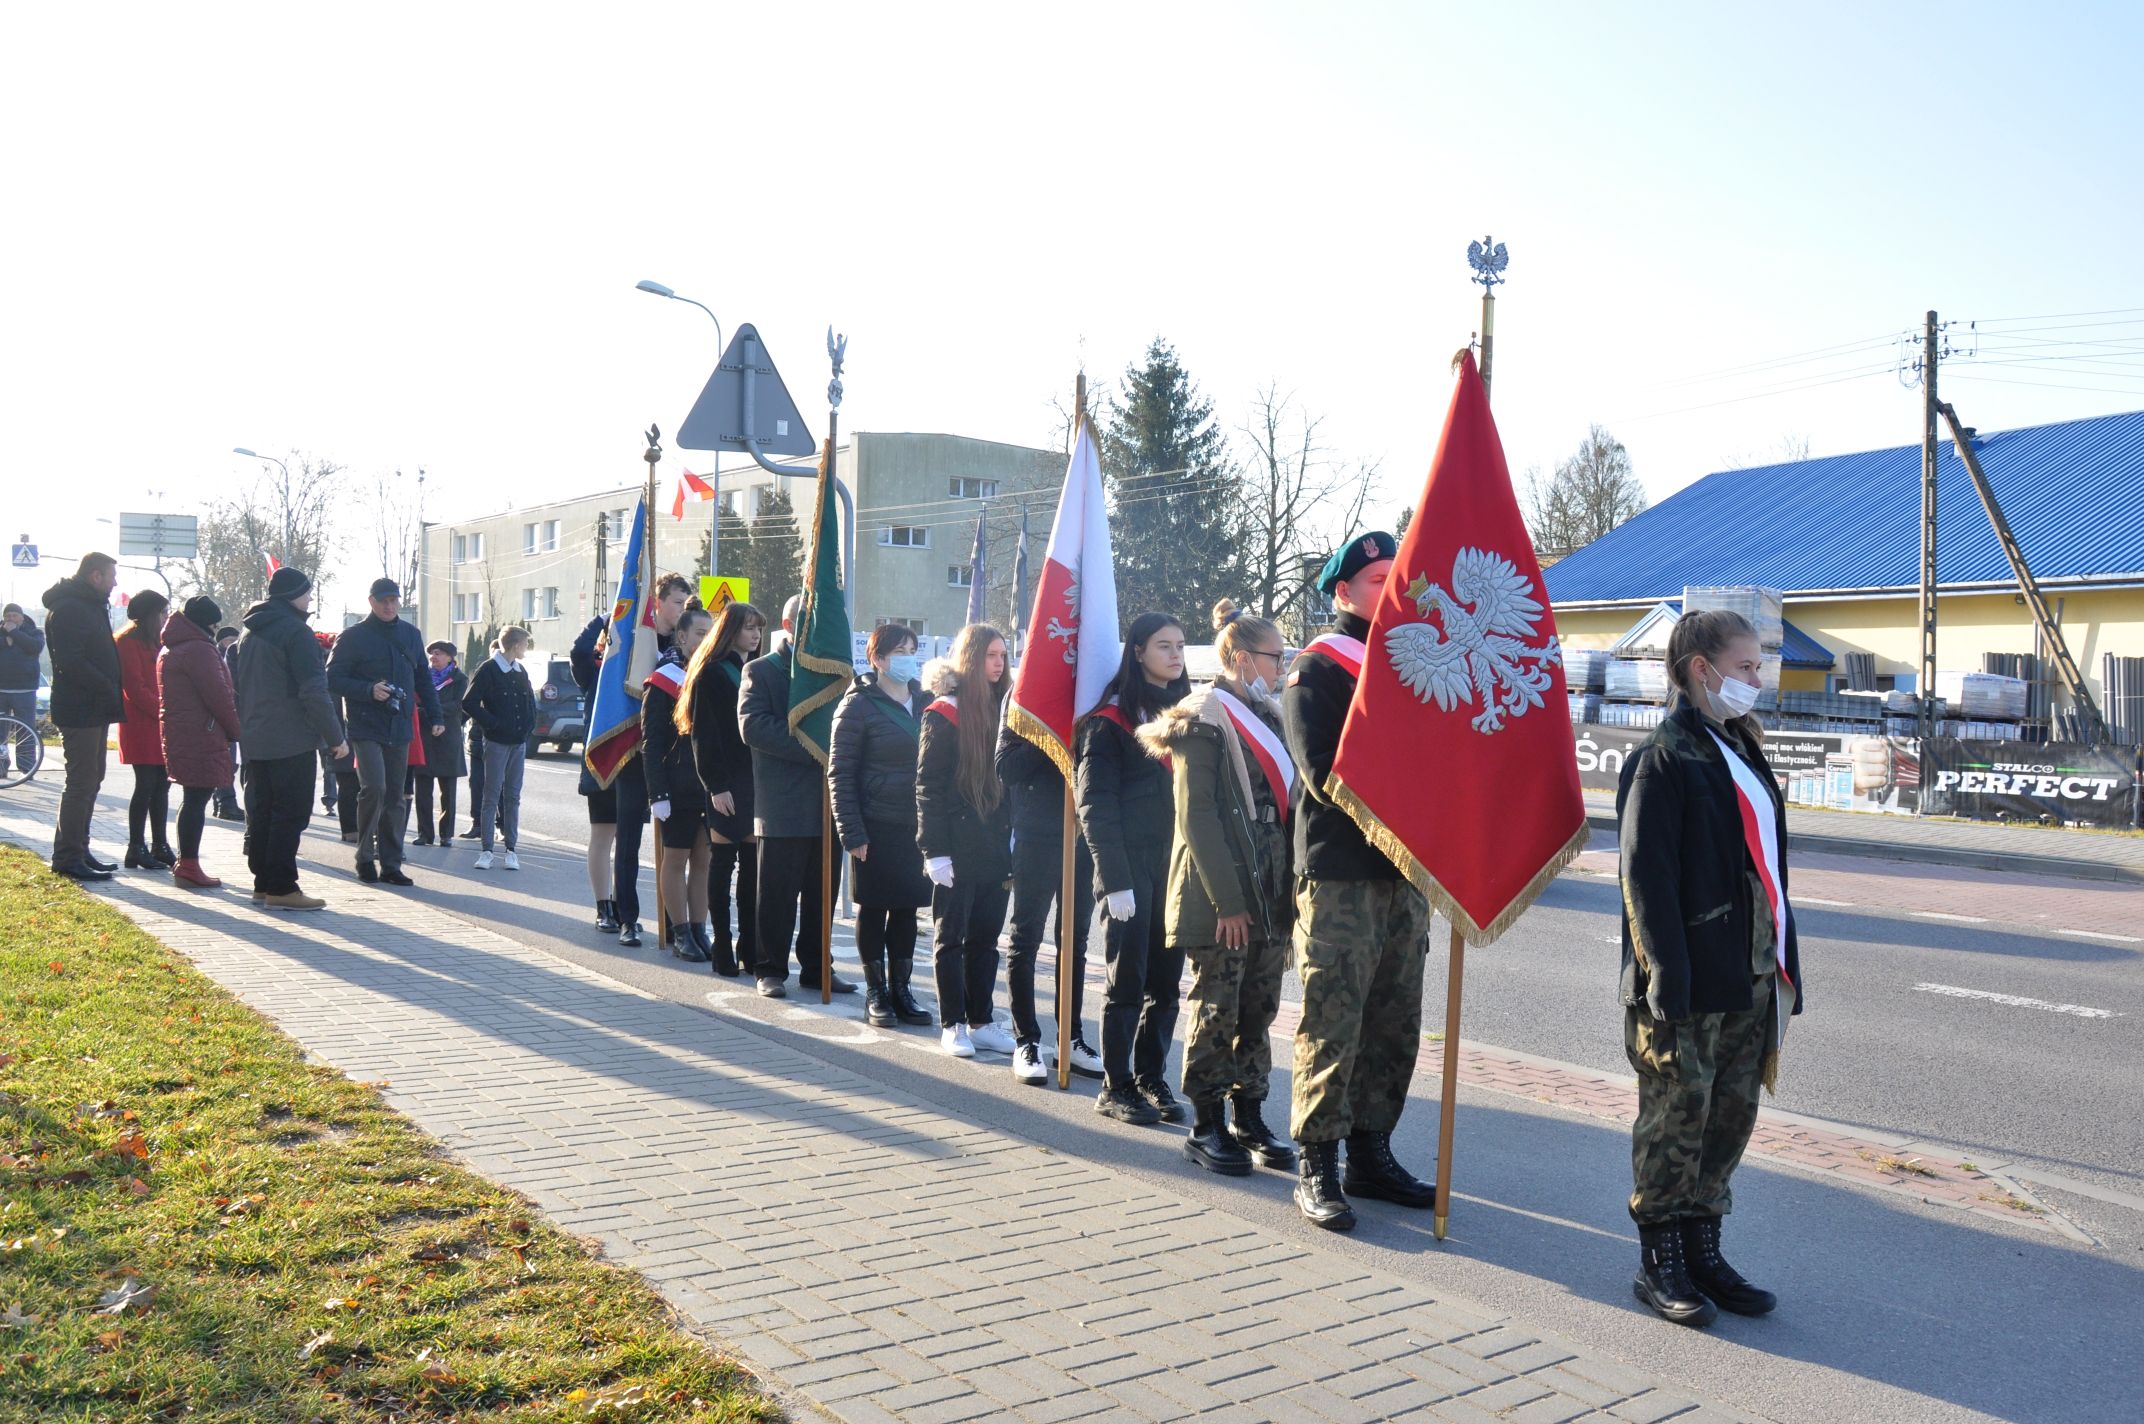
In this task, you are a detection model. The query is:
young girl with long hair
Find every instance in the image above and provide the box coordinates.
[679,600,766,978]
[644,606,716,962]
[916,624,1019,1065]
[1075,610,1191,1124]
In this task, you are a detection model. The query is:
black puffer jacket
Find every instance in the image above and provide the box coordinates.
[641,649,703,811]
[1617,701,1804,1022]
[1281,612,1400,882]
[828,671,924,852]
[1074,686,1183,897]
[236,598,344,759]
[916,680,1013,883]
[41,575,123,727]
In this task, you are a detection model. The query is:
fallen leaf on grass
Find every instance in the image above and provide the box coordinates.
[90,1330,123,1352]
[93,1280,156,1316]
[299,1331,334,1361]
[124,1178,151,1198]
[585,1383,649,1414]
[322,1298,354,1313]
[410,1243,450,1264]
[111,1132,150,1161]
[0,1053,15,1068]
[0,1304,37,1329]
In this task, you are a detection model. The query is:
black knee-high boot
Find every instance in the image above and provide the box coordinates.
[733,843,760,977]
[706,843,741,978]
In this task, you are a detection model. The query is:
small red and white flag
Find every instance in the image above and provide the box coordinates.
[671,467,716,521]
[265,552,282,578]
[1006,414,1119,776]
[1327,350,1586,943]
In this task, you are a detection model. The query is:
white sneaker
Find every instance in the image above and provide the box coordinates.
[941,1024,975,1059]
[473,851,494,871]
[1068,1036,1105,1079]
[968,1020,1017,1055]
[503,851,520,871]
[1012,1042,1048,1085]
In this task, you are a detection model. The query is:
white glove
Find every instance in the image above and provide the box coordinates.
[926,856,955,888]
[1104,889,1136,922]
[650,798,671,821]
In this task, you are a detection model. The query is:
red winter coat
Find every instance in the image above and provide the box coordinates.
[115,624,164,765]
[157,615,241,789]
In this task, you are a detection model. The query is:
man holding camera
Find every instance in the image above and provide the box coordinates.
[327,577,442,885]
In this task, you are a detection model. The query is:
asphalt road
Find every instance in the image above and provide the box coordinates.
[19,751,2144,1424]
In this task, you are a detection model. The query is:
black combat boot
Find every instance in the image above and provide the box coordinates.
[1342,1130,1436,1208]
[1634,1222,1718,1327]
[595,899,621,934]
[862,955,898,1028]
[667,923,710,964]
[1680,1217,1776,1316]
[1183,1098,1254,1176]
[1294,1141,1356,1231]
[886,955,934,1026]
[1228,1094,1296,1170]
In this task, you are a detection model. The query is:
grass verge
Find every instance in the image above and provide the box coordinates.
[0,845,773,1423]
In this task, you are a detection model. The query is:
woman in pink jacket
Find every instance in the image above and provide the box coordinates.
[158,596,242,888]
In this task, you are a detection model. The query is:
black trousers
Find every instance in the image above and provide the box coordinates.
[335,770,360,837]
[757,834,826,984]
[1008,825,1095,1048]
[711,841,760,974]
[933,876,1011,1029]
[613,768,650,926]
[128,763,170,850]
[244,752,316,895]
[412,773,457,842]
[176,785,213,860]
[1101,846,1182,1090]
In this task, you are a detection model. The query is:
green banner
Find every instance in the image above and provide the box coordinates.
[787,443,852,766]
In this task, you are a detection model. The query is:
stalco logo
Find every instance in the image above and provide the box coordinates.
[1934,761,2121,801]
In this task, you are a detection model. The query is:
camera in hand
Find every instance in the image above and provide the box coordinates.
[384,682,407,713]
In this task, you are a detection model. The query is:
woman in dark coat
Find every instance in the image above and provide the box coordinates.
[1618,608,1803,1329]
[157,595,240,888]
[1076,611,1190,1126]
[916,625,1018,1066]
[645,607,716,962]
[412,641,469,845]
[684,601,765,978]
[827,623,933,1029]
[115,589,173,868]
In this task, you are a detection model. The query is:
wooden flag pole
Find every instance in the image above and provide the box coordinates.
[1055,372,1087,1091]
[1433,923,1465,1240]
[820,781,835,1005]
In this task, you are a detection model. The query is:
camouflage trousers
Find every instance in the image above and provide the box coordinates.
[1289,878,1431,1145]
[1624,987,1771,1225]
[1180,934,1286,1105]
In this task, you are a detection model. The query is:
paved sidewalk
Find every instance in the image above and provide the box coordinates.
[1582,790,2144,883]
[2,823,1766,1424]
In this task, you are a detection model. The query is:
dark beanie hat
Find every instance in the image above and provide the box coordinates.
[268,566,313,600]
[184,595,223,631]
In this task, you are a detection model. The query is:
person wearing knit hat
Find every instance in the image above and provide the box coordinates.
[235,566,347,910]
[159,591,241,888]
[268,565,313,602]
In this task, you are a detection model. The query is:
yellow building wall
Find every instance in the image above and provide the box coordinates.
[1554,588,2144,704]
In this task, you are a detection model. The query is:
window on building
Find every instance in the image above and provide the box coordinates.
[948,477,999,500]
[452,532,485,563]
[521,588,536,620]
[541,587,559,620]
[453,592,483,624]
[878,526,930,548]
[877,616,926,635]
[523,519,559,555]
[948,565,974,588]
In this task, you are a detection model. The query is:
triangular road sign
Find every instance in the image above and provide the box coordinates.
[677,324,818,457]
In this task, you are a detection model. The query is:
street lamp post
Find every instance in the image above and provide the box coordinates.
[637,281,728,578]
[233,447,294,562]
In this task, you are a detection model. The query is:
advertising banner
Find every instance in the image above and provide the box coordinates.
[1922,740,2141,829]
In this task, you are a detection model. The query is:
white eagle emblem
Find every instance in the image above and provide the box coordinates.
[1046,571,1080,664]
[1385,547,1562,734]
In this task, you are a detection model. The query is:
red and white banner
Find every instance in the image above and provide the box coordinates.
[1327,351,1586,943]
[1006,416,1119,776]
[671,467,716,521]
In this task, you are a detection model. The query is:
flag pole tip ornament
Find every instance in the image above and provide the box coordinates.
[1326,349,1587,946]
[1316,530,1397,594]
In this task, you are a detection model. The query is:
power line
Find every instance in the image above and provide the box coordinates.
[1962,305,2144,326]
[1942,371,2144,400]
[1643,333,1904,390]
[1621,362,1897,422]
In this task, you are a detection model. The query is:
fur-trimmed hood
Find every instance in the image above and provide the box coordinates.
[1137,683,1258,809]
[920,656,959,699]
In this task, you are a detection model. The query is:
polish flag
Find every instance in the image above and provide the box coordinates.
[1006,413,1118,776]
[265,552,282,578]
[671,467,716,521]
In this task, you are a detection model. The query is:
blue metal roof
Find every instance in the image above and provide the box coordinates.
[1544,409,2144,604]
[1656,600,1834,669]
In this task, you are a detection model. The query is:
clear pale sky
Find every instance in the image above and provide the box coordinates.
[5,1,2140,619]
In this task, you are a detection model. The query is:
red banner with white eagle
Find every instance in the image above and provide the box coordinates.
[1327,351,1586,943]
[1006,413,1120,777]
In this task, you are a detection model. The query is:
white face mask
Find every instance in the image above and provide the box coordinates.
[1705,667,1762,719]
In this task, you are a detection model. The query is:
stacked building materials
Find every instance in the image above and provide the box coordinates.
[1934,671,2030,723]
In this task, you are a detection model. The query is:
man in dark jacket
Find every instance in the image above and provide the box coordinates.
[1279,531,1436,1232]
[325,578,442,885]
[238,566,349,909]
[212,626,246,820]
[0,601,46,782]
[738,595,854,997]
[43,555,125,878]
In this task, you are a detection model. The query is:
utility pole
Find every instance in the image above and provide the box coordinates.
[1918,310,1940,749]
[594,510,609,610]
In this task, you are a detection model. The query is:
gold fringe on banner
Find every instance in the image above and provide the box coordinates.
[1328,777,1589,946]
[1006,700,1075,784]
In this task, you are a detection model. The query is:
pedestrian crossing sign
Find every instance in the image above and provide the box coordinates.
[698,576,750,613]
[8,543,34,568]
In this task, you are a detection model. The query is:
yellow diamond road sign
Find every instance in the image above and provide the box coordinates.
[699,576,750,612]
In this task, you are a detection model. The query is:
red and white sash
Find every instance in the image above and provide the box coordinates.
[1211,686,1293,818]
[644,658,685,699]
[1708,728,1796,1046]
[1292,632,1364,682]
[1091,699,1167,769]
[925,695,958,725]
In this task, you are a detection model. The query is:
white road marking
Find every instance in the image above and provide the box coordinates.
[1913,983,2123,1019]
[1796,897,1855,908]
[1912,911,1989,923]
[2058,928,2143,944]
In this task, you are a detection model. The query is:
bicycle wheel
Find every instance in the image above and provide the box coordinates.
[0,716,41,791]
